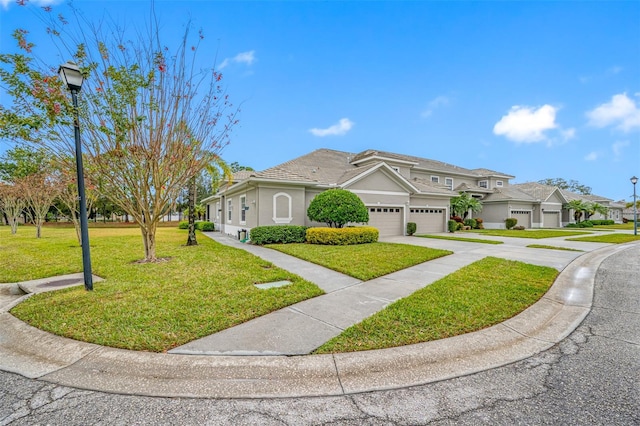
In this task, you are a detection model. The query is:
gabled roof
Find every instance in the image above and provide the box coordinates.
[454,182,493,194]
[559,189,612,203]
[482,186,537,203]
[411,177,458,195]
[472,168,516,179]
[511,182,567,203]
[340,162,421,193]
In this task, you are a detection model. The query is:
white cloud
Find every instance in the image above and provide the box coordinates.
[561,128,576,141]
[612,140,630,160]
[584,151,599,161]
[493,105,558,143]
[218,50,256,70]
[421,95,450,118]
[586,93,640,132]
[309,118,354,137]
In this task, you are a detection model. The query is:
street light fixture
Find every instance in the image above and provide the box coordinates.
[631,176,638,236]
[58,61,93,291]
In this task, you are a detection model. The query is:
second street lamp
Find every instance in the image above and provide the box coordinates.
[631,176,638,236]
[58,61,93,291]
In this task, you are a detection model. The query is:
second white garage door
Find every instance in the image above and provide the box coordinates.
[368,207,404,237]
[510,210,531,228]
[409,208,446,233]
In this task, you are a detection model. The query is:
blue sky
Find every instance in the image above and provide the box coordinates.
[1,0,639,201]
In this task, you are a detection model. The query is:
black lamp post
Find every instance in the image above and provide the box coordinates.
[631,176,638,236]
[59,61,93,291]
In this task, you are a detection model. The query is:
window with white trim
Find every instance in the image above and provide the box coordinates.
[479,180,488,188]
[227,199,232,222]
[273,192,293,224]
[496,180,504,187]
[445,177,453,190]
[431,176,439,183]
[240,195,247,223]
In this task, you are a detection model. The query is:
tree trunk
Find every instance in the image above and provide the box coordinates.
[186,176,198,246]
[140,225,157,262]
[36,222,42,238]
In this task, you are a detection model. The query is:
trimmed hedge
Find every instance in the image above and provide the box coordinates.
[406,222,417,236]
[179,221,215,231]
[505,218,517,230]
[178,221,189,229]
[566,220,593,228]
[250,225,307,245]
[447,220,458,233]
[463,218,477,229]
[306,226,379,245]
[589,219,614,226]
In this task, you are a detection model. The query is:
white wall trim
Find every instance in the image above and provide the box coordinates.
[350,189,410,196]
[272,192,293,224]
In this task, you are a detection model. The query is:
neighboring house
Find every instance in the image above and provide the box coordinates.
[202,148,623,238]
[202,148,516,237]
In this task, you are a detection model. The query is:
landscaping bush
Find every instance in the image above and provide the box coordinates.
[463,218,477,229]
[406,222,417,236]
[306,226,378,245]
[450,215,463,223]
[513,225,525,230]
[589,220,614,226]
[565,223,579,228]
[580,220,594,228]
[250,225,307,245]
[307,189,368,228]
[197,221,215,231]
[448,220,458,233]
[457,222,464,230]
[505,218,517,230]
[178,221,189,229]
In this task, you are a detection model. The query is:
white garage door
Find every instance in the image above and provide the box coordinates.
[510,210,531,228]
[409,208,446,233]
[368,207,403,237]
[543,211,560,228]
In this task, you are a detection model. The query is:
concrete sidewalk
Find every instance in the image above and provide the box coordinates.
[0,231,634,398]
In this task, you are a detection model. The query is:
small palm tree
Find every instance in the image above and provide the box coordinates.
[451,192,482,219]
[564,200,587,223]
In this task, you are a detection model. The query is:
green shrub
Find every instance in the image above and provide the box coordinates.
[178,221,189,229]
[589,219,614,226]
[456,222,464,230]
[505,218,517,230]
[463,218,477,229]
[250,225,307,245]
[580,220,594,228]
[448,220,458,233]
[307,189,368,228]
[306,226,378,245]
[406,222,417,236]
[198,221,215,231]
[565,223,579,228]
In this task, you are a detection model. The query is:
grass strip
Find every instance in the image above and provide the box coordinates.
[526,244,584,252]
[265,242,451,281]
[417,234,503,244]
[314,257,557,353]
[469,229,591,239]
[5,227,323,352]
[566,234,640,244]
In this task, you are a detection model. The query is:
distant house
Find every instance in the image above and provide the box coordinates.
[202,148,621,238]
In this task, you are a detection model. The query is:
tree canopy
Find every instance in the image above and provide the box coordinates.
[450,192,482,219]
[307,189,369,228]
[538,178,592,195]
[0,4,238,261]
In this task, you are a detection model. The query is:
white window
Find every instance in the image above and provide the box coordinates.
[496,180,504,187]
[431,176,440,183]
[227,199,232,222]
[240,195,246,223]
[445,177,453,190]
[479,180,488,188]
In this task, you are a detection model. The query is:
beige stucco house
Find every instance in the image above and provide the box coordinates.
[202,148,622,238]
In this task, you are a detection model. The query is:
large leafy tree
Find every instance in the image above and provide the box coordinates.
[450,192,482,219]
[307,189,368,228]
[538,178,592,195]
[0,4,238,261]
[0,182,25,234]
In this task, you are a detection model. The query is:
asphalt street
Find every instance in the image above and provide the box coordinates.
[1,244,638,425]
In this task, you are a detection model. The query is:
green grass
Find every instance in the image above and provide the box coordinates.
[566,233,640,244]
[265,242,452,280]
[593,223,636,230]
[314,257,558,353]
[469,229,591,239]
[417,234,504,244]
[3,227,323,352]
[526,244,584,252]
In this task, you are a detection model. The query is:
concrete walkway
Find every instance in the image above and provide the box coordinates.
[0,230,634,398]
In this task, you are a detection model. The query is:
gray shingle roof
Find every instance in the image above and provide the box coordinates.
[482,187,537,202]
[511,182,560,201]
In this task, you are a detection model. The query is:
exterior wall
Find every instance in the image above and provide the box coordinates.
[480,203,509,229]
[410,171,477,190]
[348,170,408,193]
[256,186,307,228]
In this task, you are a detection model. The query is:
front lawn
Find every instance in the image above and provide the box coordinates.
[566,233,640,244]
[266,242,452,280]
[593,223,636,230]
[314,257,558,353]
[4,227,323,352]
[417,234,503,244]
[469,229,591,239]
